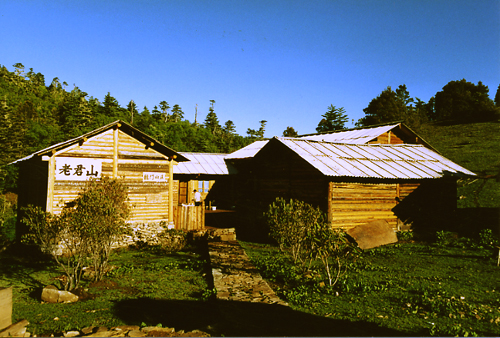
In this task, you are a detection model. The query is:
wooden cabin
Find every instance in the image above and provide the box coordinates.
[226,137,476,233]
[12,121,189,240]
[173,152,237,230]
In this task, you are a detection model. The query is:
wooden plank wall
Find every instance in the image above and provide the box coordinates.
[51,129,171,224]
[329,182,400,230]
[368,131,404,144]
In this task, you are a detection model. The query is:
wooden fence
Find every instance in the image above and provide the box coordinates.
[176,203,205,231]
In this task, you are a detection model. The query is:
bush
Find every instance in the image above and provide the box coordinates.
[22,177,130,290]
[0,194,16,246]
[265,197,325,267]
[158,228,187,253]
[265,197,357,287]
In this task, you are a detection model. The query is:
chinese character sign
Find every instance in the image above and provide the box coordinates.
[143,172,167,182]
[55,157,102,181]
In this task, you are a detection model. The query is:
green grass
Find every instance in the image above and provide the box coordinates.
[241,240,500,337]
[417,121,500,208]
[0,244,215,337]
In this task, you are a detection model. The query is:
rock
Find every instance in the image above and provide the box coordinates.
[41,286,79,303]
[126,330,146,337]
[81,327,94,335]
[113,325,140,332]
[346,220,398,250]
[63,331,80,337]
[141,326,175,335]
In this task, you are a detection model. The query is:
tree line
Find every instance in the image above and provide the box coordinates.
[1,63,499,192]
[0,63,267,192]
[311,82,500,134]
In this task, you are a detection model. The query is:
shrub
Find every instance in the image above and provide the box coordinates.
[22,177,130,290]
[397,230,414,242]
[265,197,357,287]
[265,197,325,267]
[158,228,187,253]
[0,194,16,247]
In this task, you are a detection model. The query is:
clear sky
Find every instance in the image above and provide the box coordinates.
[1,0,499,138]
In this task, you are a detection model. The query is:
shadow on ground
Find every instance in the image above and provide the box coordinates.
[114,298,411,337]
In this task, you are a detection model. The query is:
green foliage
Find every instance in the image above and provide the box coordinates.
[157,228,188,253]
[242,240,500,337]
[418,122,500,208]
[357,85,429,129]
[0,64,259,194]
[1,245,210,336]
[265,197,357,287]
[316,105,348,132]
[397,230,414,242]
[0,193,17,245]
[434,79,499,123]
[265,197,325,266]
[282,126,298,137]
[21,178,130,290]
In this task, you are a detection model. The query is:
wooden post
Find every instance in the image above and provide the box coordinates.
[327,182,333,225]
[168,158,175,229]
[46,155,55,213]
[113,126,119,178]
[0,287,12,331]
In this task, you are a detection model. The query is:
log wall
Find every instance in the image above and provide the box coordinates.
[50,129,172,224]
[329,182,400,230]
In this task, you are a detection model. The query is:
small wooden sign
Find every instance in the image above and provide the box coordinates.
[143,172,166,182]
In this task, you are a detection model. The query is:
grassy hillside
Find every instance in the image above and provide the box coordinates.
[417,121,500,209]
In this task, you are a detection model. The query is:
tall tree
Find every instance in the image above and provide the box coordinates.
[247,120,267,140]
[494,84,500,107]
[283,126,298,137]
[126,100,138,125]
[169,104,184,122]
[434,79,499,122]
[159,101,170,122]
[204,100,220,134]
[357,85,428,128]
[316,105,348,133]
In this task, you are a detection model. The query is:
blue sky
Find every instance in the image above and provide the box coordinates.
[1,0,499,138]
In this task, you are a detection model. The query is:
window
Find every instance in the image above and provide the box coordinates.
[198,181,210,193]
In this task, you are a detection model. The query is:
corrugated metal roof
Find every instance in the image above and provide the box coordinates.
[174,153,230,175]
[300,123,399,143]
[273,137,476,179]
[225,140,269,159]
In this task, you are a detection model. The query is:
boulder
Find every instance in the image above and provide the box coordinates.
[41,285,79,303]
[346,220,398,250]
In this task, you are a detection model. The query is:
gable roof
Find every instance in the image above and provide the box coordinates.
[259,137,475,180]
[174,152,237,175]
[227,123,437,161]
[300,123,400,143]
[299,122,437,151]
[10,120,189,164]
[225,140,269,160]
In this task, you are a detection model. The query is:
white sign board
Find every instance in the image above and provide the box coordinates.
[143,172,167,182]
[55,157,102,181]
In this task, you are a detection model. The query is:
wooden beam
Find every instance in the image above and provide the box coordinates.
[168,159,174,229]
[113,127,118,178]
[46,155,55,213]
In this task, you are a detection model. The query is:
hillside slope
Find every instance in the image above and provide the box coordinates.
[417,122,500,208]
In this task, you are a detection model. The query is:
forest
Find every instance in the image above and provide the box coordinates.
[1,62,499,194]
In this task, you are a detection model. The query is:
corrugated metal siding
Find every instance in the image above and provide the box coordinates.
[174,153,229,175]
[300,124,399,143]
[276,137,475,179]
